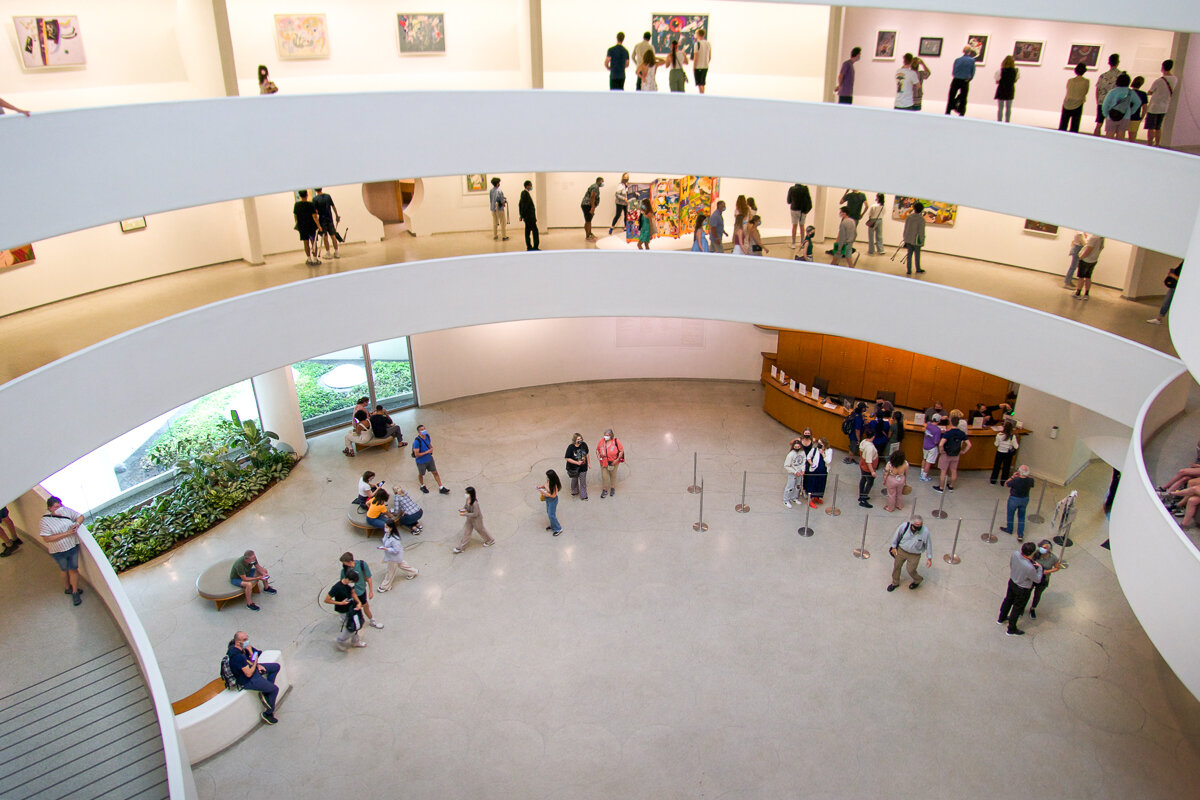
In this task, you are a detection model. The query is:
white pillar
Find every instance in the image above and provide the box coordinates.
[252,367,308,458]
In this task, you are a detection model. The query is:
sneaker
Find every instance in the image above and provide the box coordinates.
[246,603,260,611]
[859,499,873,509]
[997,619,1006,625]
[332,252,340,259]
[343,448,355,457]
[438,487,450,494]
[502,237,510,241]
[263,586,277,594]
[999,527,1013,534]
[72,591,83,606]
[1081,295,1090,301]
[369,619,384,629]
[420,486,430,494]
[261,712,279,725]
[1147,318,1163,325]
[407,572,418,580]
[1073,293,1082,300]
[784,500,793,509]
[553,530,562,537]
[932,485,944,493]
[610,489,616,496]
[0,543,13,558]
[909,582,920,590]
[809,500,820,509]
[1029,608,1037,619]
[601,490,608,498]
[376,586,388,593]
[65,588,84,596]
[915,269,926,274]
[1006,629,1026,636]
[886,584,898,592]
[352,639,368,648]
[452,547,464,554]
[919,475,931,482]
[948,485,955,491]
[482,540,494,547]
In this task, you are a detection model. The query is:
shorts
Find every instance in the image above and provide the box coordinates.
[1104,118,1129,137]
[790,210,806,225]
[231,566,259,587]
[298,226,317,241]
[318,218,335,234]
[1096,105,1107,123]
[581,205,595,222]
[923,447,939,464]
[1077,261,1097,280]
[833,242,853,257]
[838,96,853,105]
[937,453,961,471]
[694,68,708,86]
[1144,112,1165,131]
[52,545,80,572]
[0,505,7,520]
[417,458,437,476]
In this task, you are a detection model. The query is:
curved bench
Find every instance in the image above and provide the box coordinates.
[197,560,259,610]
[171,649,290,765]
[354,436,393,453]
[347,502,373,533]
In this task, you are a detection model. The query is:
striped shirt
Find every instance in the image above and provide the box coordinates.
[40,506,81,554]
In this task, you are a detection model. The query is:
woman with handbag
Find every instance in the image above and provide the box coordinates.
[596,429,625,498]
[883,450,909,513]
[666,39,688,92]
[991,420,1020,484]
[745,215,767,256]
[538,470,564,536]
[564,433,590,499]
[866,193,885,255]
[804,438,831,508]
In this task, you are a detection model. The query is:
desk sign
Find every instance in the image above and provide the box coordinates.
[789,380,797,392]
[971,417,985,428]
[770,365,778,379]
[810,387,820,400]
[914,413,926,425]
[798,383,806,396]
[779,371,788,384]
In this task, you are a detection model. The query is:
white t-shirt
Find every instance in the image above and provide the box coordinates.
[1148,75,1178,114]
[894,67,918,108]
[868,202,885,222]
[693,39,712,69]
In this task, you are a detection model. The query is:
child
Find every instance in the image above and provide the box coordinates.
[794,225,816,262]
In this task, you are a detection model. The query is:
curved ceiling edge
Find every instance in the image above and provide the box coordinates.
[2,93,1198,256]
[0,252,1182,504]
[736,0,1200,33]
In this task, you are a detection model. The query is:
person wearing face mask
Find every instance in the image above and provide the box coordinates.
[412,424,451,494]
[997,541,1043,636]
[783,437,806,509]
[596,429,625,499]
[1028,539,1061,620]
[887,515,932,591]
[226,631,281,725]
[803,438,831,507]
[999,464,1036,541]
[564,433,590,500]
[453,486,495,553]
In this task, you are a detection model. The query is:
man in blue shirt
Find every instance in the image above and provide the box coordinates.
[605,32,630,91]
[946,45,977,116]
[413,424,451,494]
[227,631,281,724]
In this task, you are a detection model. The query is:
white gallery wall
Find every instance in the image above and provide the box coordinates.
[405,173,537,236]
[839,9,1174,128]
[225,0,533,94]
[411,317,776,405]
[542,0,830,100]
[254,183,386,257]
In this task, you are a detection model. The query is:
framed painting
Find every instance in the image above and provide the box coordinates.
[918,37,943,58]
[13,16,85,68]
[0,243,35,268]
[1023,219,1059,236]
[1067,44,1102,69]
[874,30,897,60]
[1012,40,1044,66]
[398,13,446,54]
[892,196,958,227]
[651,14,708,57]
[463,174,488,195]
[274,14,329,59]
[967,34,989,65]
[119,217,147,233]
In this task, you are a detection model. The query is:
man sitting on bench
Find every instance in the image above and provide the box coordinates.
[230,550,276,611]
[227,630,281,725]
[370,405,407,449]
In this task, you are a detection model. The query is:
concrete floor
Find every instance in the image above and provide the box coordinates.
[114,379,1200,800]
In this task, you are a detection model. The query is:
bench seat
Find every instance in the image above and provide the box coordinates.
[197,560,259,610]
[354,436,393,452]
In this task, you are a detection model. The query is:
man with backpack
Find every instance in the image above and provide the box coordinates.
[224,631,281,725]
[887,515,933,592]
[324,569,367,651]
[934,413,971,492]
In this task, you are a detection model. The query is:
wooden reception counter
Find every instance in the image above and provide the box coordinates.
[760,354,1029,470]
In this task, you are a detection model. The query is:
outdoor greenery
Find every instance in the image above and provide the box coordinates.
[140,384,254,470]
[92,412,295,572]
[294,359,413,419]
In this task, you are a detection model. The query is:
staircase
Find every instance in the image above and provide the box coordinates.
[0,645,169,800]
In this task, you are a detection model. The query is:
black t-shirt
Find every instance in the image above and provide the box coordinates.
[942,428,968,456]
[1008,476,1035,498]
[293,200,317,230]
[565,442,590,472]
[227,645,259,687]
[328,581,355,613]
[313,193,335,222]
[370,412,390,438]
[842,191,867,221]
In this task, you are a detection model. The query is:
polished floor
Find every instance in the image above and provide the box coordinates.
[0,228,1174,385]
[114,380,1200,799]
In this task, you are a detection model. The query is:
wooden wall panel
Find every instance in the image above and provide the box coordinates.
[954,367,990,413]
[776,331,824,386]
[861,344,914,405]
[818,335,868,398]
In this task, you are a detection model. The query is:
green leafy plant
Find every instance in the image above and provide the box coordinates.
[91,415,296,572]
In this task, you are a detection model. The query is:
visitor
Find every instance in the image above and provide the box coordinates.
[902,201,926,275]
[0,505,24,557]
[1145,60,1179,147]
[340,552,383,629]
[1147,261,1182,325]
[369,404,406,448]
[376,529,418,589]
[866,193,885,255]
[637,199,654,250]
[787,182,813,249]
[994,55,1019,123]
[257,65,278,95]
[991,420,1020,484]
[489,177,508,241]
[564,433,590,499]
[1101,73,1141,140]
[605,32,629,90]
[454,487,495,553]
[538,470,564,536]
[831,207,855,267]
[783,437,806,509]
[803,438,831,507]
[835,47,861,104]
[1064,231,1086,287]
[934,412,970,492]
[693,29,712,94]
[581,177,603,241]
[1058,63,1090,133]
[666,38,688,92]
[353,470,380,507]
[708,200,726,253]
[292,189,321,266]
[946,46,976,116]
[229,549,277,612]
[1073,233,1105,301]
[691,213,710,252]
[519,179,539,251]
[636,48,663,93]
[1126,76,1148,142]
[744,215,766,256]
[596,429,624,498]
[388,484,424,533]
[342,397,373,457]
[609,173,630,236]
[40,496,85,606]
[883,450,909,513]
[226,631,281,725]
[312,188,340,259]
[1092,53,1122,136]
[631,32,652,90]
[324,570,367,650]
[412,424,451,494]
[910,56,932,111]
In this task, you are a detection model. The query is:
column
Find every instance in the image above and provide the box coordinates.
[528,0,549,230]
[252,367,308,458]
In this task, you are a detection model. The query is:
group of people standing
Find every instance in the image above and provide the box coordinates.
[605,30,712,94]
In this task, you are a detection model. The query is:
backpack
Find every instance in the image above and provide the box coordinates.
[944,431,964,456]
[841,415,855,437]
[220,653,241,690]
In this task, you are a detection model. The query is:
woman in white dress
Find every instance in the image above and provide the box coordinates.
[637,49,663,92]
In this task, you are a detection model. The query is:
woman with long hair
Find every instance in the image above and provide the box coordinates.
[783,437,806,508]
[667,39,689,92]
[804,438,831,507]
[453,486,495,553]
[991,419,1020,484]
[994,55,1019,122]
[564,432,590,499]
[691,213,710,252]
[888,410,905,457]
[745,215,767,255]
[637,199,654,250]
[538,470,564,536]
[883,450,909,512]
[258,65,278,95]
[637,48,663,92]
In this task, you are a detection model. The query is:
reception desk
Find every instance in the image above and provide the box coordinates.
[761,355,1029,471]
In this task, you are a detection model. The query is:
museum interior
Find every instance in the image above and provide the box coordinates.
[1,1,1200,798]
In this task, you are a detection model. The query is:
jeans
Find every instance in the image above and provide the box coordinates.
[242,662,281,712]
[1160,286,1176,317]
[784,473,802,503]
[999,580,1033,632]
[991,450,1015,483]
[1031,575,1050,609]
[397,510,423,528]
[1006,495,1030,537]
[859,471,875,500]
[570,471,589,499]
[905,244,921,273]
[611,204,627,230]
[366,515,390,533]
[545,495,562,533]
[997,98,1012,122]
[1059,105,1082,132]
[1065,244,1082,283]
[524,220,539,250]
[946,78,970,115]
[868,221,883,254]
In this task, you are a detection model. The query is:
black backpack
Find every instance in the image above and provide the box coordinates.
[841,414,857,437]
[220,653,240,690]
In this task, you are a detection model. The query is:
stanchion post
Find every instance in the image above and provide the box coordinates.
[944,518,963,564]
[687,452,701,494]
[853,515,871,559]
[735,470,749,513]
[909,497,918,521]
[798,495,814,537]
[825,474,842,516]
[980,497,999,543]
[931,484,949,519]
[1056,520,1073,568]
[1027,480,1047,524]
[692,478,708,532]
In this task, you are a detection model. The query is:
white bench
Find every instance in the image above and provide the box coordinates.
[354,436,394,453]
[172,650,290,764]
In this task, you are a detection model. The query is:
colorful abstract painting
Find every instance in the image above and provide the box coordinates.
[624,177,719,241]
[398,13,446,54]
[874,30,896,60]
[679,175,719,234]
[1067,44,1102,69]
[13,16,85,68]
[274,14,330,59]
[463,174,487,194]
[652,14,708,57]
[653,179,683,239]
[967,34,989,65]
[0,243,36,268]
[892,196,958,227]
[1012,41,1044,66]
